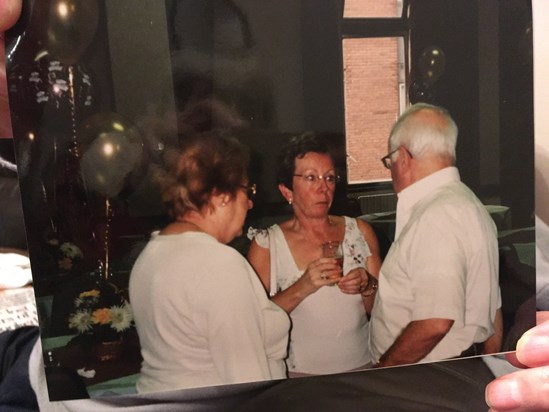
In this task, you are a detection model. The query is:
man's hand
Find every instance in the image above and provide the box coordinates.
[483,308,504,355]
[376,318,453,367]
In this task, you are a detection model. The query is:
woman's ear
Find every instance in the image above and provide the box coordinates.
[210,191,232,209]
[278,183,293,204]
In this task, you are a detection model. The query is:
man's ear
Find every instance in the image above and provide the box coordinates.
[398,146,412,167]
[278,183,293,203]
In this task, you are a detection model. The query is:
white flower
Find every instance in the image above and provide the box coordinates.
[60,242,83,259]
[68,310,93,333]
[109,304,133,332]
[246,226,266,241]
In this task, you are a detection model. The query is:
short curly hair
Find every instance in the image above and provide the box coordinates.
[276,132,333,190]
[159,131,250,218]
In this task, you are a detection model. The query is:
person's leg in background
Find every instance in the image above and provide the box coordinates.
[0,326,40,411]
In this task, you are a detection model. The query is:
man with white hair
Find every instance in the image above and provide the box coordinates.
[369,103,502,367]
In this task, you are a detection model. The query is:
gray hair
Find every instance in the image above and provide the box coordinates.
[389,103,458,162]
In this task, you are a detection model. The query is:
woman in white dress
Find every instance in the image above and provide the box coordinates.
[247,133,381,376]
[129,132,290,393]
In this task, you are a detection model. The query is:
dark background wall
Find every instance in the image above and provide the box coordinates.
[498,0,534,228]
[409,0,533,228]
[410,0,481,194]
[70,0,534,226]
[6,0,534,297]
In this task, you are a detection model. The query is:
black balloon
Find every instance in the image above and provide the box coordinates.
[79,113,144,199]
[409,81,435,104]
[34,0,99,65]
[417,46,446,85]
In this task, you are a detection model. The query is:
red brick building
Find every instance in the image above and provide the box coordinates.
[342,0,403,183]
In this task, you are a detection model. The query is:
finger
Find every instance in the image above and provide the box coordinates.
[338,268,366,284]
[0,0,22,32]
[342,270,361,280]
[338,281,363,294]
[328,277,341,286]
[504,351,527,369]
[537,311,549,325]
[485,366,549,411]
[318,264,342,277]
[515,321,549,367]
[318,269,340,283]
[337,274,355,285]
[317,259,340,269]
[337,281,355,291]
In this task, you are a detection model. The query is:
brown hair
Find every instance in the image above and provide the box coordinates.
[159,131,250,218]
[276,132,333,190]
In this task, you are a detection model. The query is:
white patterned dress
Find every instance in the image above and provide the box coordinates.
[251,217,372,374]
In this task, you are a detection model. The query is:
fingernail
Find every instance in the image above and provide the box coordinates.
[517,333,549,364]
[485,378,521,410]
[517,332,549,350]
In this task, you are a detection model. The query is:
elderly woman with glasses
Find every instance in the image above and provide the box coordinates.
[247,132,381,376]
[129,132,290,393]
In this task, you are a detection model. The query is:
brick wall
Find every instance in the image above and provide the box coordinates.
[344,0,400,18]
[343,37,399,183]
[342,0,401,183]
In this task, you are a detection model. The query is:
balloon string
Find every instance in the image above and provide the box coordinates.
[68,65,79,159]
[65,65,77,214]
[41,181,57,234]
[104,198,111,280]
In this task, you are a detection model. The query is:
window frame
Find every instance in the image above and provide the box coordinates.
[341,0,411,192]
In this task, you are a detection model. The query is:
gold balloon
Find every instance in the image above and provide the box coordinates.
[34,0,99,65]
[79,112,144,198]
[418,46,446,85]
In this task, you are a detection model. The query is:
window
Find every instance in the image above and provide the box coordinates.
[344,0,404,18]
[342,0,408,184]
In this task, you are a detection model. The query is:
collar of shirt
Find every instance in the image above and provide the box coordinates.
[394,166,461,239]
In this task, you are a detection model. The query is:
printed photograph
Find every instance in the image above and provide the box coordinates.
[0,0,539,408]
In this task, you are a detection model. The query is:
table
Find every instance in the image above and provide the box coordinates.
[360,205,513,245]
[43,330,141,399]
[485,205,512,231]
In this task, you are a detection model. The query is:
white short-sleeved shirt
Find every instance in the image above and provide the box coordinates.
[253,217,372,374]
[369,167,501,363]
[128,231,290,393]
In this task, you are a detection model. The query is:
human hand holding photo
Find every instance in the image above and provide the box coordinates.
[0,0,21,32]
[486,311,549,411]
[1,0,22,137]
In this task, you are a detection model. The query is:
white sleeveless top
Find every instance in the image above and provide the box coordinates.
[252,217,372,374]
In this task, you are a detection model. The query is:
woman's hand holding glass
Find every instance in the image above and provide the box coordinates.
[297,257,343,294]
[337,267,365,294]
[338,267,378,296]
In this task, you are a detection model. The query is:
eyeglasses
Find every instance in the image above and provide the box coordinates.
[380,146,413,169]
[239,183,257,199]
[293,173,341,185]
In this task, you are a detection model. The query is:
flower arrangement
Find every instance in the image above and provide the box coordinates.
[68,281,134,344]
[47,238,84,275]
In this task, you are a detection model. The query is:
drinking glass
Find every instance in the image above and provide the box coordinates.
[321,240,344,285]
